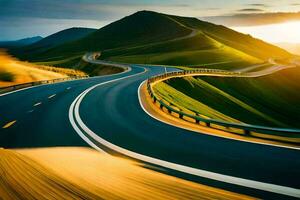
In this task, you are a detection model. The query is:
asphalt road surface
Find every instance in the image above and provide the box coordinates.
[1,61,299,199]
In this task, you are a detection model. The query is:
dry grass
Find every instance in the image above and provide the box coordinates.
[0,50,85,87]
[0,147,256,200]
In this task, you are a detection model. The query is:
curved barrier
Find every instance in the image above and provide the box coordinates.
[147,69,300,144]
[82,52,131,72]
[0,76,88,95]
[0,51,130,95]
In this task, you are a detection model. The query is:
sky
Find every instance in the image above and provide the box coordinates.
[1,0,300,44]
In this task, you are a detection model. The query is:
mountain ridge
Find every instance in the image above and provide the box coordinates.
[13,11,291,68]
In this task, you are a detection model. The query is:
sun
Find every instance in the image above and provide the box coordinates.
[232,20,300,43]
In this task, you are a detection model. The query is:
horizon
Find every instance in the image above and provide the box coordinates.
[1,0,300,44]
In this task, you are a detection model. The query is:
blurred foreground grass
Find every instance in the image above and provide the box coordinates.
[0,50,85,87]
[0,147,255,200]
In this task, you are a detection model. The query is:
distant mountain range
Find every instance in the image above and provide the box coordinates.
[13,27,96,57]
[11,11,291,68]
[0,36,43,48]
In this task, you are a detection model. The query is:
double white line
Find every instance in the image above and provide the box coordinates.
[68,67,300,198]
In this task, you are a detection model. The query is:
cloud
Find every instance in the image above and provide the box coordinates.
[236,8,265,12]
[203,12,300,27]
[206,8,220,11]
[246,3,270,7]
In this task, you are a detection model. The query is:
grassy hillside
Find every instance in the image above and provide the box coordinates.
[13,11,291,70]
[107,33,260,68]
[167,15,289,60]
[154,67,300,128]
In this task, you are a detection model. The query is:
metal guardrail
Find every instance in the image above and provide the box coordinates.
[0,76,89,94]
[83,52,130,72]
[147,69,300,144]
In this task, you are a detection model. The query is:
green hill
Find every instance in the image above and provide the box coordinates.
[13,27,96,60]
[13,11,291,69]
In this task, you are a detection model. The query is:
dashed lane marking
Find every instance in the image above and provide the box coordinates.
[2,120,17,129]
[48,94,56,99]
[33,102,42,107]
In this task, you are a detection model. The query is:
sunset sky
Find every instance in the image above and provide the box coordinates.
[1,0,300,43]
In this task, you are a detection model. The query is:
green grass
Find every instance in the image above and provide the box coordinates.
[153,81,241,123]
[105,32,261,69]
[34,55,124,76]
[154,66,300,128]
[180,61,262,71]
[108,45,260,69]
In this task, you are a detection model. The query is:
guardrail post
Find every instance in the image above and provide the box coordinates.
[145,69,300,144]
[153,96,157,103]
[244,129,251,136]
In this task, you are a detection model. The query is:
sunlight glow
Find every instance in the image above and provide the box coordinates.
[232,21,300,43]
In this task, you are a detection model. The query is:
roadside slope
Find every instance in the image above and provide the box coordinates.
[155,66,300,128]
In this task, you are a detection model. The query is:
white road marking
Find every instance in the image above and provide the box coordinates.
[69,92,108,154]
[33,102,42,107]
[69,68,300,198]
[48,94,56,99]
[69,67,147,154]
[137,81,300,151]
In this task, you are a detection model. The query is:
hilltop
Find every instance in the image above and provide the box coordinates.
[13,11,291,69]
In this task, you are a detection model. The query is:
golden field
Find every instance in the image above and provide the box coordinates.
[0,50,85,87]
[0,147,256,200]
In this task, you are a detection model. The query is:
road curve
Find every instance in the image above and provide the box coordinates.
[0,55,299,199]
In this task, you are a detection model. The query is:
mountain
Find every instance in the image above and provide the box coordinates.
[276,43,300,55]
[14,27,96,58]
[14,11,291,69]
[0,36,43,48]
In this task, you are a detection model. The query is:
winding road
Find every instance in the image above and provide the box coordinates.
[0,55,299,199]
